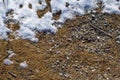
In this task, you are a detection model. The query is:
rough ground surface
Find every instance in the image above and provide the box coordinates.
[0,12,120,80]
[0,1,120,80]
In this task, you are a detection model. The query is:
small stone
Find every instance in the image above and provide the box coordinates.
[66,56,70,60]
[97,36,100,39]
[64,73,70,78]
[116,41,120,44]
[59,72,63,76]
[91,14,95,20]
[91,69,96,72]
[56,51,60,54]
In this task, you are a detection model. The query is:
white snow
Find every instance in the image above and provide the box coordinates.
[3,50,16,65]
[102,0,120,14]
[0,25,10,39]
[0,1,10,39]
[20,61,28,68]
[7,50,16,58]
[0,0,119,41]
[15,26,38,42]
[51,0,98,22]
[4,59,14,65]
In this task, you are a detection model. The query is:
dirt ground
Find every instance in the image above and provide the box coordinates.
[0,1,120,80]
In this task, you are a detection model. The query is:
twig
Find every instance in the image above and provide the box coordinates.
[8,71,17,78]
[89,21,113,38]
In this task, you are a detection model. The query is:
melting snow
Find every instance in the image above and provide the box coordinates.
[102,0,120,14]
[0,0,119,41]
[7,50,16,58]
[20,61,28,68]
[4,59,14,65]
[3,50,16,65]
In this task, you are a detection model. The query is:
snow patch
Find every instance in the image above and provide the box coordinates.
[4,59,14,65]
[102,0,120,14]
[20,61,28,68]
[51,0,98,22]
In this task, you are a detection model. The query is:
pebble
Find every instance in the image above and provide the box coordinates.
[64,73,70,78]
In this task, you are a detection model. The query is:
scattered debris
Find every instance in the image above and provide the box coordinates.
[8,71,17,78]
[89,23,113,38]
